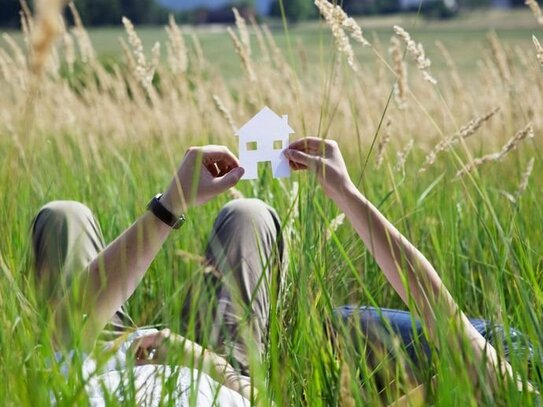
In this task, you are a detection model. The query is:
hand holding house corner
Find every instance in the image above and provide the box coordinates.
[236,106,295,180]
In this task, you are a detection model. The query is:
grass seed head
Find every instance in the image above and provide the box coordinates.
[532,35,543,66]
[315,0,370,71]
[455,123,534,177]
[212,94,237,133]
[166,15,188,74]
[420,107,500,172]
[227,26,256,82]
[393,25,437,84]
[516,157,535,200]
[233,8,251,56]
[389,36,408,109]
[376,120,392,168]
[525,0,543,24]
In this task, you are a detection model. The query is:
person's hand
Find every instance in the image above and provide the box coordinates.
[162,145,244,216]
[130,328,172,365]
[284,137,353,200]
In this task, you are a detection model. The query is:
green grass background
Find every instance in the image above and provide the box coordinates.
[0,8,542,406]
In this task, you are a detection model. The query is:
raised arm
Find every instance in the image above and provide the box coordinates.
[55,146,244,349]
[284,137,519,393]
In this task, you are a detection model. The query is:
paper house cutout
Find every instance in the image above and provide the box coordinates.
[236,106,295,180]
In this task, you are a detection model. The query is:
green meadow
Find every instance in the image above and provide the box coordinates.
[0,6,542,406]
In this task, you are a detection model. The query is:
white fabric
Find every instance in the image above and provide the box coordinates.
[54,329,250,406]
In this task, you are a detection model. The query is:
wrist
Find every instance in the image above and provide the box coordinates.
[330,178,356,200]
[333,179,361,208]
[161,189,187,218]
[147,193,186,229]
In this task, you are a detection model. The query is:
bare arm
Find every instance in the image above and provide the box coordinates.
[284,137,521,392]
[55,146,245,349]
[131,329,257,402]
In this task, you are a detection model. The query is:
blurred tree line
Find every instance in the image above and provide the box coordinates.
[0,0,169,28]
[0,0,529,27]
[70,0,169,25]
[271,0,525,19]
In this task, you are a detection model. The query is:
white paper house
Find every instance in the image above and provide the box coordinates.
[236,106,295,180]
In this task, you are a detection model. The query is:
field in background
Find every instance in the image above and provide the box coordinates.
[0,5,542,406]
[2,9,541,77]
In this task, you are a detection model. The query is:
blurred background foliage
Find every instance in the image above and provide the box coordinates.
[0,0,532,28]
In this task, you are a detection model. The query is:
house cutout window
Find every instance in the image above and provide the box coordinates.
[273,140,283,150]
[246,141,258,151]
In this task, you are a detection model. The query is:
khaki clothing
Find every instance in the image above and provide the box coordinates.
[31,198,283,374]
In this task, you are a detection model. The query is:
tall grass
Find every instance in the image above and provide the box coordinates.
[0,2,541,406]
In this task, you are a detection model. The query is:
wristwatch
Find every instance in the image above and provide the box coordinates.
[147,193,185,229]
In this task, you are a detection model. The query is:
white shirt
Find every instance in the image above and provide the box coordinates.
[54,329,250,406]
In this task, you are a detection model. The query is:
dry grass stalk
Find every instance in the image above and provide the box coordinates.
[526,0,543,24]
[68,2,95,63]
[516,157,535,200]
[20,0,34,44]
[165,15,188,74]
[393,25,436,84]
[314,0,370,72]
[228,187,245,200]
[20,10,32,51]
[488,31,511,82]
[62,32,75,73]
[227,26,256,82]
[212,94,237,133]
[339,362,356,407]
[0,50,9,80]
[122,17,157,91]
[395,139,414,172]
[532,36,543,67]
[151,42,161,72]
[190,32,206,67]
[500,123,534,155]
[376,120,392,168]
[420,107,500,172]
[233,8,251,56]
[175,250,219,277]
[389,36,408,109]
[31,0,66,77]
[326,213,346,241]
[249,15,270,63]
[455,123,534,177]
[262,24,282,63]
[3,34,27,71]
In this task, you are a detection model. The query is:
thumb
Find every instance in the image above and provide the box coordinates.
[213,166,245,191]
[284,149,321,171]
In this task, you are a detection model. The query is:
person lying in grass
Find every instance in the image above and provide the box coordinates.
[31,146,262,405]
[31,139,535,406]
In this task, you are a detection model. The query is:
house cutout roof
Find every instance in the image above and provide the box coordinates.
[236,106,294,139]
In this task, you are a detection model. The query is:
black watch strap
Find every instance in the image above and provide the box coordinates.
[147,193,185,229]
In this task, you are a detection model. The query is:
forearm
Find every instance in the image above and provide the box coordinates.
[55,211,172,348]
[335,182,457,325]
[89,211,171,325]
[333,182,511,386]
[167,335,255,401]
